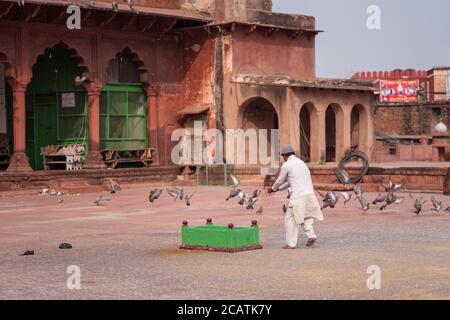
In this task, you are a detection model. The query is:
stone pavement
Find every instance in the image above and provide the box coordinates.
[0,184,449,300]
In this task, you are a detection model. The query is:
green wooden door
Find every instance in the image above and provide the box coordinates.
[34,103,57,169]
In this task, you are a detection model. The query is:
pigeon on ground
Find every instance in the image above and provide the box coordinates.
[59,243,73,250]
[410,194,427,215]
[94,195,104,206]
[226,188,241,201]
[431,196,443,213]
[112,1,119,11]
[379,192,404,211]
[256,206,263,214]
[149,189,163,203]
[340,192,352,206]
[109,179,119,194]
[184,193,194,206]
[20,250,34,256]
[318,191,339,209]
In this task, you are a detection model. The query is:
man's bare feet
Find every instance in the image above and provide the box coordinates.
[282,245,296,249]
[306,237,317,247]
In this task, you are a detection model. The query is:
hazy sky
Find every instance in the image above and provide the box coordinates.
[273,0,450,78]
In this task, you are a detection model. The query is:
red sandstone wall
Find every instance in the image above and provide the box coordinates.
[230,28,315,80]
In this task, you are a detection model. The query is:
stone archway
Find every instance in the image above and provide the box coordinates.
[238,97,279,166]
[299,102,319,163]
[26,42,89,170]
[351,104,370,154]
[325,103,344,163]
[106,48,148,84]
[0,53,15,170]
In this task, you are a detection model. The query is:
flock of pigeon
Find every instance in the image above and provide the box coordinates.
[225,174,263,214]
[317,179,450,215]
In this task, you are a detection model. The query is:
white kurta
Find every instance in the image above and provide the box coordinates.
[272,155,324,246]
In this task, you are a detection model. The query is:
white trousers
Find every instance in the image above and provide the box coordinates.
[285,208,316,247]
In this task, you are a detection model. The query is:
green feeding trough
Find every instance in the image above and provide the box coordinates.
[180,219,263,253]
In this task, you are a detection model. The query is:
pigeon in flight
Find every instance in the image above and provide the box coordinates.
[372,194,387,205]
[226,188,241,201]
[353,184,363,199]
[358,195,370,213]
[149,189,163,203]
[340,192,352,206]
[431,196,443,213]
[318,191,339,210]
[230,174,240,188]
[75,75,88,86]
[17,0,25,7]
[112,1,119,11]
[410,194,427,215]
[184,193,195,206]
[244,195,258,210]
[167,187,183,202]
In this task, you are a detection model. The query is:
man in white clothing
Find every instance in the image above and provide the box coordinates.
[268,144,324,249]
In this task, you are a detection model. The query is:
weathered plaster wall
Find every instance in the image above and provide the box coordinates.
[229,28,316,80]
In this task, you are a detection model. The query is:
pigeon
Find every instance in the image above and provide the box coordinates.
[59,243,73,250]
[94,195,104,206]
[184,193,194,206]
[57,191,65,197]
[109,179,119,194]
[57,199,64,204]
[167,188,181,202]
[431,196,443,213]
[386,179,402,192]
[17,0,25,6]
[112,1,119,11]
[230,174,240,188]
[353,184,363,199]
[252,190,261,199]
[74,75,88,86]
[238,191,247,206]
[244,195,258,210]
[443,206,450,213]
[372,194,387,205]
[410,194,427,215]
[149,189,162,203]
[318,191,339,209]
[226,188,241,201]
[358,195,370,213]
[126,0,138,14]
[287,188,292,200]
[20,250,34,256]
[282,203,288,213]
[256,206,263,214]
[340,192,352,206]
[379,191,404,211]
[40,188,49,195]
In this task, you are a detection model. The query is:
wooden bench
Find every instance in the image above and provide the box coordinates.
[101,148,156,169]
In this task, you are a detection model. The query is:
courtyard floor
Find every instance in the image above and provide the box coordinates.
[0,184,449,300]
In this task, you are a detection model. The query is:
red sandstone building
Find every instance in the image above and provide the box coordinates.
[0,0,374,190]
[353,68,450,163]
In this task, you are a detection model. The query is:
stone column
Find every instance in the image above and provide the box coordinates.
[145,85,160,165]
[7,80,32,172]
[341,108,352,157]
[83,83,106,169]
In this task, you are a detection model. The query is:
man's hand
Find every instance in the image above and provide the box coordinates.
[267,187,276,194]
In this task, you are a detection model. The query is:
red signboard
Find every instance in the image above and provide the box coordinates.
[379,80,419,103]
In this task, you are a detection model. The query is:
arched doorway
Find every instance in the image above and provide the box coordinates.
[299,102,318,163]
[351,104,369,153]
[0,60,13,170]
[239,97,279,166]
[26,43,88,170]
[325,104,344,163]
[101,48,148,152]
